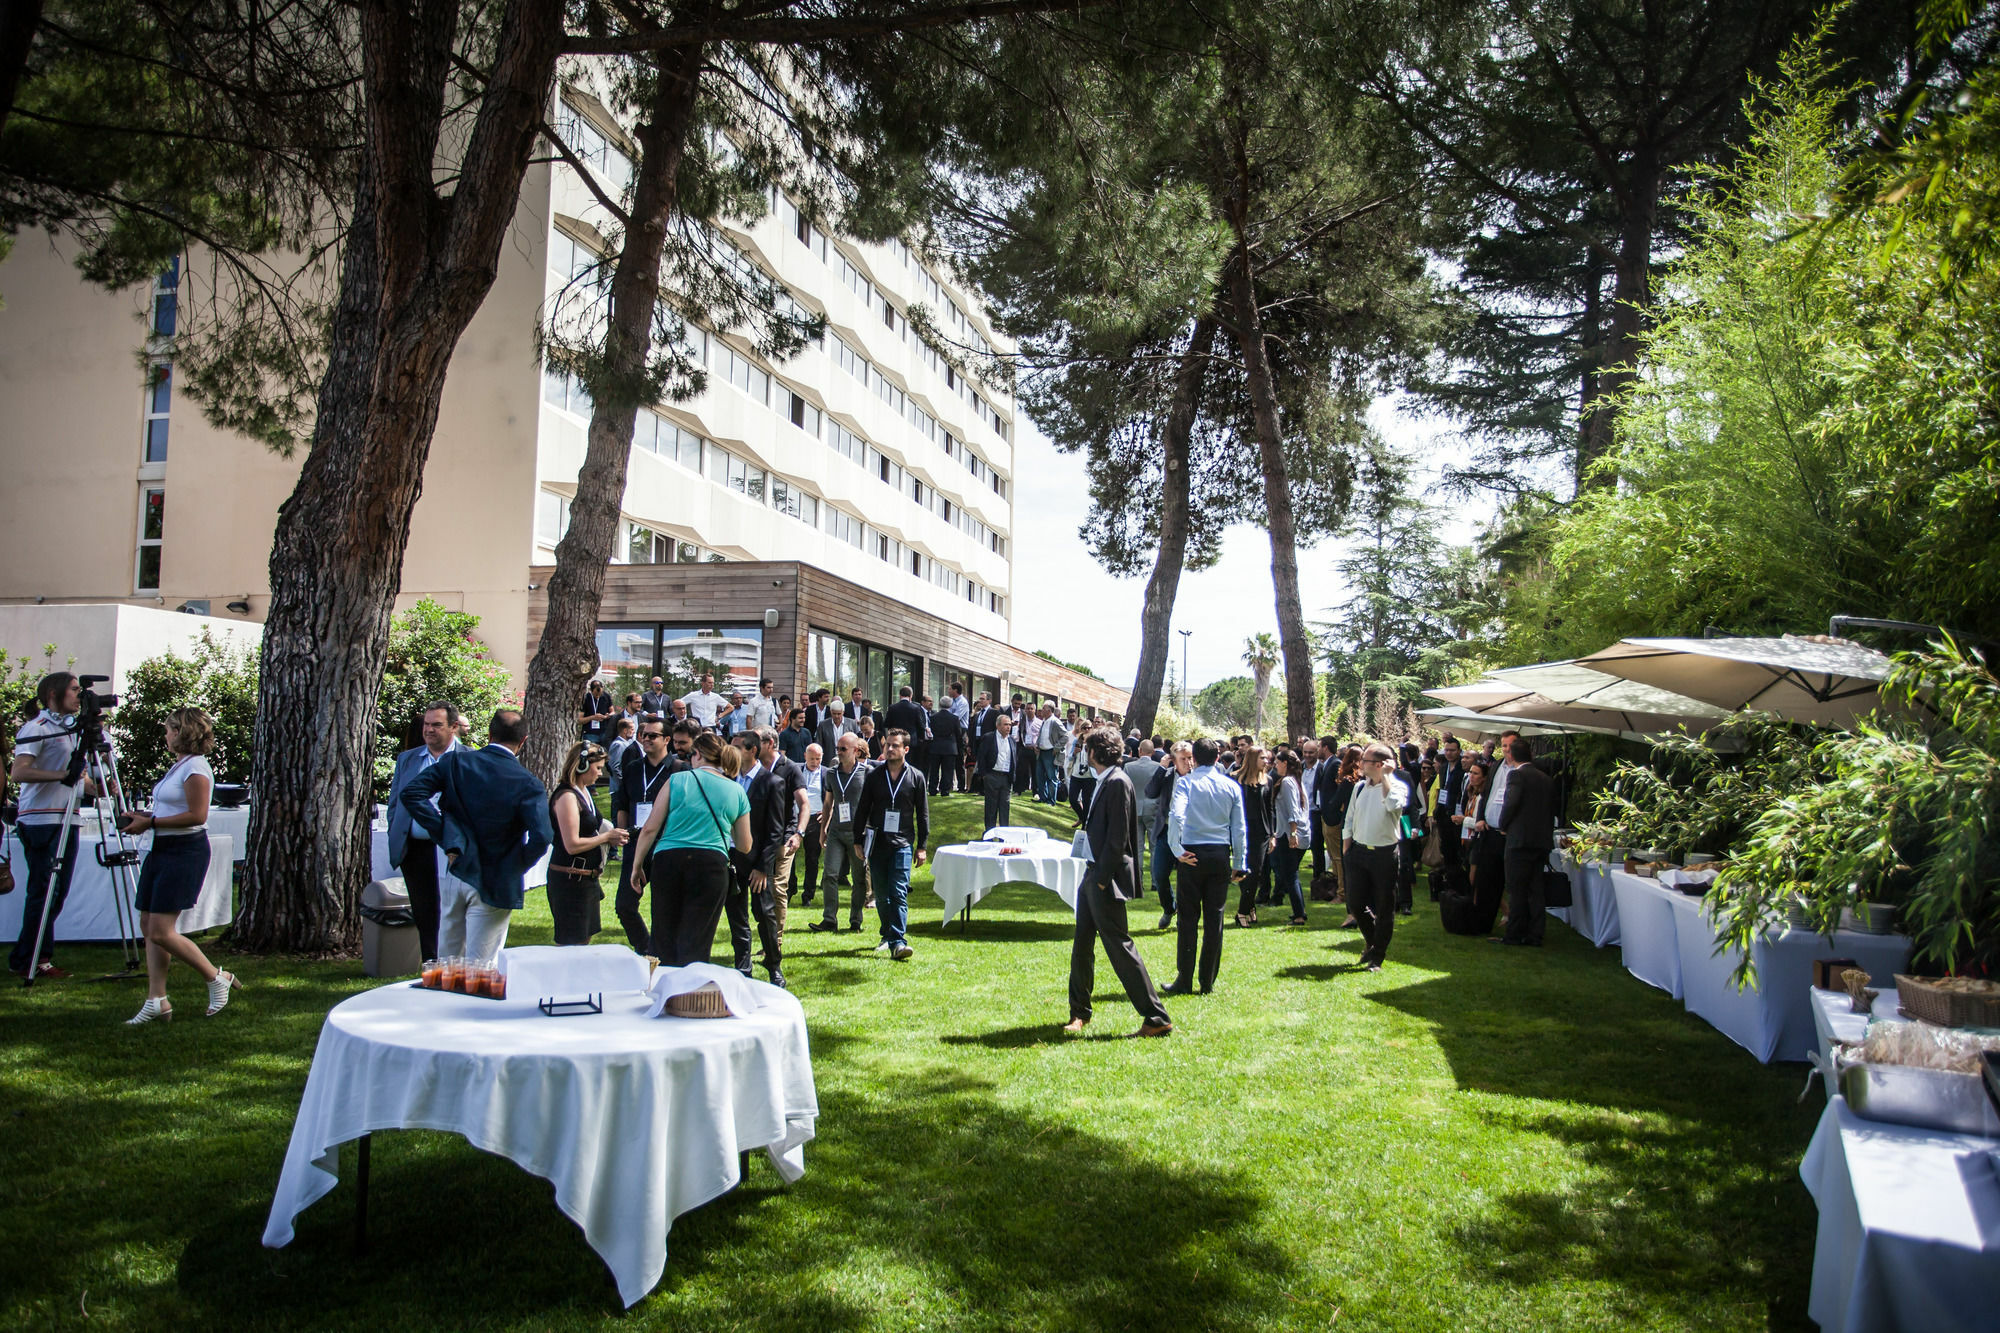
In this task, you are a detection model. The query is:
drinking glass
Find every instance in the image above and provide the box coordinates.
[420,958,441,988]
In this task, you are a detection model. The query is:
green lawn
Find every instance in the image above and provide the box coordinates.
[1,792,1826,1332]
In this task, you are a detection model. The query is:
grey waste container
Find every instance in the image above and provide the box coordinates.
[360,878,422,977]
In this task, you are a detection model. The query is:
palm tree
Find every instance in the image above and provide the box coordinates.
[1243,633,1280,737]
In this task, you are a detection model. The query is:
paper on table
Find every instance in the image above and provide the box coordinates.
[644,961,774,1018]
[501,944,651,1002]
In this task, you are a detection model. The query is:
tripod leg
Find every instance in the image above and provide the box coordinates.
[21,784,84,988]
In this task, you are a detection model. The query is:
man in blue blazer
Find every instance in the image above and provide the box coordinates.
[386,702,467,962]
[400,709,553,962]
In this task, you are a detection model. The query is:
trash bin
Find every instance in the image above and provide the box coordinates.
[360,878,421,977]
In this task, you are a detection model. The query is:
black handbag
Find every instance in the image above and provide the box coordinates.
[1541,868,1573,908]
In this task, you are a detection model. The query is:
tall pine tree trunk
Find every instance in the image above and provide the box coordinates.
[1579,148,1658,485]
[236,0,562,953]
[1222,154,1315,744]
[520,32,707,787]
[1124,315,1215,736]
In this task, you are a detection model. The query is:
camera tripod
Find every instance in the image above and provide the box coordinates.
[18,733,145,989]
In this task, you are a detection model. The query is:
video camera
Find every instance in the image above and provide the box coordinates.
[61,674,119,784]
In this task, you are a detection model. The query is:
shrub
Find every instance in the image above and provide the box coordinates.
[373,599,512,798]
[113,631,260,789]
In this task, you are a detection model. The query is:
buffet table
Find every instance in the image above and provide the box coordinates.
[1605,869,1911,1062]
[1800,1094,2000,1333]
[263,948,817,1307]
[2,830,233,941]
[929,828,1085,925]
[1549,849,1621,947]
[1810,987,1908,1077]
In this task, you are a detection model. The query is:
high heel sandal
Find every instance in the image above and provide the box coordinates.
[126,997,172,1025]
[206,970,242,1017]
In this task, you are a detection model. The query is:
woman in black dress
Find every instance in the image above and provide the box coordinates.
[1458,757,1507,935]
[548,742,630,946]
[1233,746,1275,927]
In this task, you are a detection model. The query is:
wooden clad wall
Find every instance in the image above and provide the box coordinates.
[525,559,1130,715]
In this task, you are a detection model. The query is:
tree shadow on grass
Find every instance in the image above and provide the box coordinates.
[168,1069,1290,1332]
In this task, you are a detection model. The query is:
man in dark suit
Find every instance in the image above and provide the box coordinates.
[399,709,552,962]
[729,729,797,987]
[385,701,467,962]
[1432,736,1469,893]
[1495,736,1556,947]
[612,719,684,952]
[1063,728,1172,1037]
[974,710,1030,830]
[884,686,931,778]
[815,700,858,759]
[926,700,964,797]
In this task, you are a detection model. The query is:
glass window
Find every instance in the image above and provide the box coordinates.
[866,647,889,707]
[135,486,164,591]
[676,540,703,564]
[537,490,570,544]
[151,260,179,338]
[143,361,171,462]
[593,625,656,699]
[837,638,863,698]
[893,654,917,700]
[659,625,763,697]
[807,631,837,698]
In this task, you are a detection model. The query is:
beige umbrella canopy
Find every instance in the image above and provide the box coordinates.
[1422,681,1536,712]
[1574,635,1895,729]
[1427,662,1727,736]
[1414,705,1623,740]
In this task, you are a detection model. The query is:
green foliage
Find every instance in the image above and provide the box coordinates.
[1191,677,1259,733]
[1715,642,2000,977]
[0,645,73,790]
[1573,718,1818,866]
[373,601,512,797]
[112,632,260,790]
[1029,650,1102,683]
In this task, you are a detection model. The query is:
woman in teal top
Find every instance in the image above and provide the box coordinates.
[631,732,753,965]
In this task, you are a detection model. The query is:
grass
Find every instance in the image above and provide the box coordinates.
[0,792,1828,1332]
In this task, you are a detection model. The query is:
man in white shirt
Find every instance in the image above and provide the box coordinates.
[679,673,727,728]
[387,702,469,962]
[794,742,826,901]
[746,677,780,731]
[9,672,99,979]
[1342,741,1411,972]
[1034,704,1068,804]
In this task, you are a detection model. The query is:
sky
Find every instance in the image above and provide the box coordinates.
[1007,396,1483,692]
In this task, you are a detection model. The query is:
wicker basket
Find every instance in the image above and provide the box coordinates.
[1895,974,2000,1029]
[665,982,732,1019]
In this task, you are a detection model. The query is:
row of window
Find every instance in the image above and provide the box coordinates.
[542,369,1006,613]
[553,97,634,198]
[827,330,1007,501]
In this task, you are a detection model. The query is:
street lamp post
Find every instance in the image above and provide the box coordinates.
[1177,629,1192,710]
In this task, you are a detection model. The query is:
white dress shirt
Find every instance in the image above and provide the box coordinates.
[1487,760,1513,824]
[680,689,727,727]
[747,694,779,729]
[1343,775,1409,849]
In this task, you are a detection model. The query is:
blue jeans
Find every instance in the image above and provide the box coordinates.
[1274,842,1307,918]
[9,823,78,973]
[868,841,913,948]
[1150,828,1175,914]
[1033,749,1058,802]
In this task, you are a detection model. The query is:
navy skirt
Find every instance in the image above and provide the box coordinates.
[135,832,211,914]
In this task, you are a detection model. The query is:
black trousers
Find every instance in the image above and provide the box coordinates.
[9,824,77,973]
[792,820,822,894]
[1503,847,1548,944]
[1309,817,1326,880]
[399,839,442,963]
[1069,773,1096,823]
[648,846,730,966]
[1470,844,1506,935]
[1173,845,1233,991]
[1070,881,1170,1026]
[1344,842,1400,963]
[1237,838,1269,916]
[546,870,603,945]
[615,839,649,955]
[1396,835,1418,912]
[726,857,785,974]
[981,771,1014,831]
[929,754,961,796]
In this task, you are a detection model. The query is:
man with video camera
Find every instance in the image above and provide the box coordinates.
[8,673,105,980]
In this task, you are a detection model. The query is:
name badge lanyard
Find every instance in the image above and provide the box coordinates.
[882,765,908,834]
[831,766,857,825]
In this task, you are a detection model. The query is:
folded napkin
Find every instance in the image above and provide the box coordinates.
[981,825,1049,844]
[644,962,775,1019]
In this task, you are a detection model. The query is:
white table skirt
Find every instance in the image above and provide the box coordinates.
[930,842,1086,923]
[1610,870,1687,997]
[263,963,817,1307]
[1549,852,1621,946]
[2,830,232,941]
[1810,987,1908,1079]
[1801,1095,2000,1333]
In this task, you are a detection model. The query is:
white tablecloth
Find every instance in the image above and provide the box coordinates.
[2,830,233,941]
[929,841,1086,923]
[1801,1095,2000,1333]
[1810,987,1907,1078]
[263,953,817,1307]
[1549,851,1622,947]
[1607,869,1913,1062]
[206,806,250,857]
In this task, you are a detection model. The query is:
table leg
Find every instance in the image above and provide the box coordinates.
[961,902,970,934]
[354,1133,371,1255]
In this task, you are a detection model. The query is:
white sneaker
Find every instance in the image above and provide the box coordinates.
[874,940,891,952]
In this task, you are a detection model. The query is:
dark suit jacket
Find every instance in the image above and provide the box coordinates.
[618,746,686,826]
[1080,766,1141,900]
[968,706,995,750]
[385,739,467,867]
[738,764,791,878]
[885,698,930,743]
[1496,761,1556,852]
[401,744,553,909]
[1434,761,1468,822]
[815,716,858,758]
[974,732,1031,793]
[927,708,964,756]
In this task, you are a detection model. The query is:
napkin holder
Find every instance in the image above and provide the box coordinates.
[537,993,603,1017]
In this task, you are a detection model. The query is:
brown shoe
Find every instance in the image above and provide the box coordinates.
[1061,1017,1088,1034]
[1132,1021,1173,1038]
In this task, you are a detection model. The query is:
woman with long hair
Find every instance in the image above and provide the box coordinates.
[119,707,241,1024]
[547,741,630,946]
[1326,745,1363,927]
[1270,748,1311,925]
[1232,746,1274,927]
[630,732,752,965]
[1458,757,1506,934]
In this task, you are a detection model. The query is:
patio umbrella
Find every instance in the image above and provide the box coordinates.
[1421,681,1537,711]
[1574,635,1895,729]
[1415,705,1625,740]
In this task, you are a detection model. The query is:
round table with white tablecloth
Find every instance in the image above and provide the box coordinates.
[2,828,233,942]
[262,948,817,1308]
[929,838,1086,925]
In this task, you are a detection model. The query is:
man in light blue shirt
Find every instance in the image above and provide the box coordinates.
[1164,738,1247,995]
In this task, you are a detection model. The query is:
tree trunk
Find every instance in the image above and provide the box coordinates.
[1578,149,1658,486]
[235,0,563,953]
[520,32,707,787]
[1575,252,1603,495]
[0,0,43,136]
[1123,314,1215,736]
